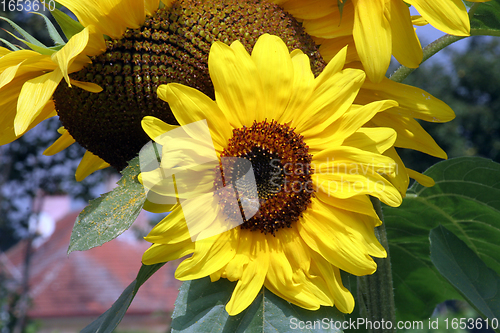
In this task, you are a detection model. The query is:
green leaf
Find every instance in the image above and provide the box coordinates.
[1,29,58,55]
[0,38,21,51]
[470,0,500,36]
[29,12,66,46]
[67,155,146,254]
[430,225,500,322]
[81,263,165,333]
[338,0,345,22]
[171,277,344,333]
[383,157,500,321]
[0,16,47,48]
[50,6,85,40]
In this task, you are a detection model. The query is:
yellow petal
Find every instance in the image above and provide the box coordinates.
[43,127,75,155]
[371,112,448,159]
[145,0,160,15]
[309,251,355,313]
[406,0,470,36]
[302,2,355,39]
[296,68,365,135]
[225,233,269,315]
[75,150,110,181]
[57,0,147,38]
[277,50,315,124]
[407,168,436,187]
[315,189,380,221]
[0,47,11,57]
[143,199,177,214]
[313,171,402,207]
[223,230,254,281]
[307,100,398,147]
[342,127,397,154]
[142,241,194,265]
[279,0,337,20]
[298,201,378,275]
[175,228,239,280]
[389,0,423,68]
[0,61,24,89]
[352,0,392,83]
[141,116,178,142]
[0,100,55,145]
[144,205,192,244]
[69,79,102,92]
[51,27,90,86]
[15,67,63,136]
[315,45,348,87]
[208,40,264,127]
[251,34,293,120]
[158,83,231,149]
[313,145,397,175]
[316,36,359,64]
[382,147,410,195]
[359,77,455,123]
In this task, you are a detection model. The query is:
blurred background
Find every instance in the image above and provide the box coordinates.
[1,5,499,333]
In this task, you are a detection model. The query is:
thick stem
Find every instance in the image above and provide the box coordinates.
[357,197,396,333]
[389,34,465,83]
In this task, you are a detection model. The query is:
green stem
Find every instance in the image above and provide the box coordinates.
[389,34,465,83]
[357,197,396,333]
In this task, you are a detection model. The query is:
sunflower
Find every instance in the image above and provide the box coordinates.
[274,0,489,83]
[0,0,454,190]
[0,0,163,179]
[140,33,403,315]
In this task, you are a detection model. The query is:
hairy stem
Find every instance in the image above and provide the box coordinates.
[357,197,396,333]
[389,34,465,83]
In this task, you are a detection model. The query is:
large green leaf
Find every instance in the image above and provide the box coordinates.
[430,225,500,322]
[67,156,146,253]
[81,263,165,333]
[50,6,85,40]
[470,0,500,36]
[171,277,344,333]
[383,157,500,321]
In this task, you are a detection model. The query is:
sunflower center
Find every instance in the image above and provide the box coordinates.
[216,120,314,235]
[52,0,326,170]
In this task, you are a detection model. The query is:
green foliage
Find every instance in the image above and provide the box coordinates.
[67,156,146,254]
[50,6,84,40]
[400,37,500,173]
[384,157,500,321]
[430,225,500,323]
[171,278,344,333]
[470,0,500,35]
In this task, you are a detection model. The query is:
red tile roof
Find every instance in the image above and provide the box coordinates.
[2,210,181,319]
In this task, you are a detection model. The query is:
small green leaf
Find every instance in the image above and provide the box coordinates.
[0,16,47,48]
[338,0,345,22]
[67,155,147,254]
[1,29,54,55]
[0,38,21,51]
[470,0,500,36]
[81,263,165,333]
[50,6,85,40]
[29,12,66,46]
[171,277,344,333]
[384,157,500,321]
[430,225,500,322]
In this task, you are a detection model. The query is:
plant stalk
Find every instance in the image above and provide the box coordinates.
[357,197,396,333]
[389,34,465,83]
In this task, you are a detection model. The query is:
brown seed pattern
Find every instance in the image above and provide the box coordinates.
[216,120,314,235]
[53,0,326,170]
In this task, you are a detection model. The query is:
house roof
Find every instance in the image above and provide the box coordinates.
[2,210,181,318]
